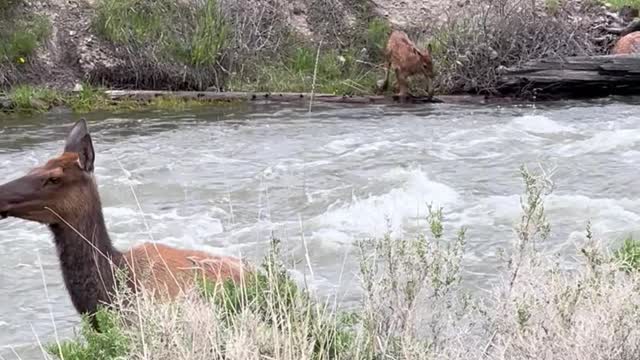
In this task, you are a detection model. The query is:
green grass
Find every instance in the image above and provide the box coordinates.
[228,47,380,95]
[1,84,245,114]
[93,0,227,68]
[0,15,50,64]
[7,85,63,112]
[47,308,129,360]
[363,17,390,63]
[614,236,640,272]
[225,16,389,95]
[200,238,354,358]
[602,0,640,10]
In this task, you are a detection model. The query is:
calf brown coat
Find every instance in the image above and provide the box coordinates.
[380,30,435,97]
[612,31,640,55]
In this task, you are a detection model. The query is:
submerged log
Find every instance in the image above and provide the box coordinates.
[105,90,446,105]
[499,54,640,100]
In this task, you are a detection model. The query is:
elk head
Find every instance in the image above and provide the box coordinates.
[0,119,97,224]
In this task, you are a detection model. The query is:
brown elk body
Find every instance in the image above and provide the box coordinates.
[611,19,640,55]
[380,30,435,98]
[0,119,249,329]
[612,31,640,55]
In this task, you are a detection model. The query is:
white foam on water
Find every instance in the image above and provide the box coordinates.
[509,115,575,134]
[311,168,459,242]
[454,193,639,238]
[453,194,521,227]
[545,194,640,234]
[324,137,361,154]
[103,206,228,251]
[556,129,640,157]
[620,150,640,164]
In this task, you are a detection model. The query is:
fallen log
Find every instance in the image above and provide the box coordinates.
[498,54,640,100]
[105,90,446,105]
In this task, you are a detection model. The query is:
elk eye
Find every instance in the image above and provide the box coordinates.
[45,177,61,186]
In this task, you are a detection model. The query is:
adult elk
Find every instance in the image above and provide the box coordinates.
[379,30,435,98]
[0,119,249,330]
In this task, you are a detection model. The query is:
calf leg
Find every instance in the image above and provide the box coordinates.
[426,76,434,98]
[396,69,410,98]
[381,61,392,92]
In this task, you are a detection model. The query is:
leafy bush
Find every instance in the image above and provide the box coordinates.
[47,308,129,360]
[8,85,62,112]
[0,0,51,87]
[364,17,391,62]
[228,46,379,95]
[0,17,49,62]
[92,0,228,90]
[605,0,640,11]
[614,236,640,272]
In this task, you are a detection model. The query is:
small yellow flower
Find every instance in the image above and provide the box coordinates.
[17,57,25,64]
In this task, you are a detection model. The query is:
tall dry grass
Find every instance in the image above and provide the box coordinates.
[46,164,640,360]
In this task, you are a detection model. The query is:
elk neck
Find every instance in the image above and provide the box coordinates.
[47,179,124,315]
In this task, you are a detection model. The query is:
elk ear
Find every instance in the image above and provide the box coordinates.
[64,119,95,172]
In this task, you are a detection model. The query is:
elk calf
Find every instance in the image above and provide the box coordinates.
[380,30,435,98]
[612,25,640,55]
[0,119,250,330]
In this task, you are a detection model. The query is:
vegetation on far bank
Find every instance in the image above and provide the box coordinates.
[0,84,245,115]
[45,166,640,360]
[605,0,640,11]
[0,0,50,87]
[3,0,637,110]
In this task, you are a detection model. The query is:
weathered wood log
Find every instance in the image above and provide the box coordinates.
[105,90,527,106]
[105,90,447,104]
[498,54,640,99]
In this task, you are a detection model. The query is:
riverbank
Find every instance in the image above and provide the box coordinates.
[1,98,639,359]
[45,166,640,360]
[1,0,639,115]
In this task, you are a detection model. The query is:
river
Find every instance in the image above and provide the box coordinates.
[1,99,639,358]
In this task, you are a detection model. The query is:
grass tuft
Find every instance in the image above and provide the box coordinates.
[8,85,62,112]
[604,0,640,11]
[0,0,51,87]
[92,0,228,90]
[614,236,640,272]
[47,308,129,360]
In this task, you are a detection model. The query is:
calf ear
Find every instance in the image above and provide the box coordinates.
[64,119,95,172]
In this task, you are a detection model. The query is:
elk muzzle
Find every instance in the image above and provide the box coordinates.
[0,174,43,220]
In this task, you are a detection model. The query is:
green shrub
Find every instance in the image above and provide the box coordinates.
[0,16,50,62]
[95,0,229,67]
[92,0,228,89]
[0,0,51,87]
[364,17,390,62]
[229,47,379,95]
[604,0,640,11]
[614,236,640,272]
[200,238,353,358]
[0,0,22,14]
[47,308,129,360]
[0,14,50,67]
[8,85,62,112]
